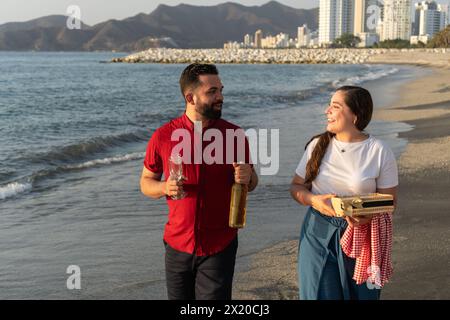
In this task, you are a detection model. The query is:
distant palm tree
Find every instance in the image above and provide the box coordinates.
[428,25,450,48]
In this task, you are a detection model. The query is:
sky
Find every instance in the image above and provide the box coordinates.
[0,0,318,26]
[1,0,448,26]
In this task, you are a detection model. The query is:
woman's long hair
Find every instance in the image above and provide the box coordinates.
[304,86,373,186]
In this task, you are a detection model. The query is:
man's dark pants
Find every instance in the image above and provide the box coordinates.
[164,236,238,300]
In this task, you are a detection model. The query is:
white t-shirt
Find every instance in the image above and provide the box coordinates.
[295,135,398,196]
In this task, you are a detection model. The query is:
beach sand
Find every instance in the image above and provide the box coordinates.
[375,67,450,300]
[233,64,450,300]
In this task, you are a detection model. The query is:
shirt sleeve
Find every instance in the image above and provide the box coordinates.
[295,138,318,179]
[376,145,399,189]
[143,129,163,174]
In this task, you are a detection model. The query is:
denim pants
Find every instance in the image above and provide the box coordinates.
[298,207,381,300]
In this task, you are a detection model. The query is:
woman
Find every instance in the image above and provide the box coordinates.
[290,86,398,300]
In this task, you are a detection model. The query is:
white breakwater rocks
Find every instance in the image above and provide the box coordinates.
[111,48,449,64]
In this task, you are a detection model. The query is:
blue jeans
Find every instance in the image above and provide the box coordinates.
[298,207,381,300]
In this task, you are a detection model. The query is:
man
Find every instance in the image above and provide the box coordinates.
[140,63,258,300]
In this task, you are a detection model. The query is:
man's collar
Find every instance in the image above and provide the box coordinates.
[182,113,218,130]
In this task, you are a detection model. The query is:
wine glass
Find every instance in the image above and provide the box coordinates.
[169,154,186,200]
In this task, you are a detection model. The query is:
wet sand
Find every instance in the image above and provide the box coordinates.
[233,66,450,300]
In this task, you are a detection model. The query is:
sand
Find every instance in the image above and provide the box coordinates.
[233,61,450,300]
[367,50,450,69]
[375,67,450,300]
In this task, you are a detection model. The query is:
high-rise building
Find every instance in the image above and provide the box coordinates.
[255,30,262,48]
[354,0,382,34]
[261,35,276,48]
[374,1,385,41]
[440,3,449,25]
[354,0,382,47]
[276,33,290,48]
[376,17,384,39]
[339,0,355,35]
[319,0,335,45]
[244,34,253,48]
[412,1,447,43]
[354,0,367,34]
[413,3,422,35]
[297,24,311,47]
[381,0,412,41]
[319,0,354,45]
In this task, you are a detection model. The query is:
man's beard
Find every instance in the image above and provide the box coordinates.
[196,101,222,120]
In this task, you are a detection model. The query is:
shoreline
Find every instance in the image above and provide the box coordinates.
[233,63,450,300]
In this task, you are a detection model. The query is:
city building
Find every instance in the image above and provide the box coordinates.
[357,32,380,47]
[297,24,311,47]
[412,1,447,42]
[224,0,449,49]
[354,0,383,47]
[244,34,253,48]
[276,33,290,48]
[410,34,432,44]
[308,30,320,47]
[223,41,242,49]
[255,30,263,48]
[441,4,449,26]
[261,35,276,48]
[354,0,368,34]
[381,0,412,41]
[376,16,384,41]
[319,0,355,46]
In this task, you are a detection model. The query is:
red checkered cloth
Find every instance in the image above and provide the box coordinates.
[340,213,393,288]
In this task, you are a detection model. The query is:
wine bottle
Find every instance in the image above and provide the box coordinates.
[229,182,248,228]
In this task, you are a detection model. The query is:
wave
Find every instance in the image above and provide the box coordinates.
[63,152,145,170]
[0,182,32,200]
[269,86,331,106]
[227,67,399,109]
[229,68,399,109]
[29,131,149,165]
[0,152,146,201]
[332,67,399,88]
[227,84,333,110]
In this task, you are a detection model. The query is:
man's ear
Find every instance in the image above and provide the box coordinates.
[185,93,194,105]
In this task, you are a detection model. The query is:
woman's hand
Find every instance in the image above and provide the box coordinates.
[345,215,373,227]
[311,194,337,217]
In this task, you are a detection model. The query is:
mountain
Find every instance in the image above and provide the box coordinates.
[0,15,93,51]
[140,1,318,48]
[0,15,90,33]
[0,1,318,51]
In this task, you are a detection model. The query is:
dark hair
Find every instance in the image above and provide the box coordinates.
[179,63,219,100]
[304,86,373,185]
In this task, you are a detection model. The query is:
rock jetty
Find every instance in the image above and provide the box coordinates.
[111,48,449,64]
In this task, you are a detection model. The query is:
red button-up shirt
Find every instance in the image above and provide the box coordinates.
[144,113,251,256]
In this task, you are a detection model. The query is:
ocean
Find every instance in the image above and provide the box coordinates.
[0,52,417,299]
